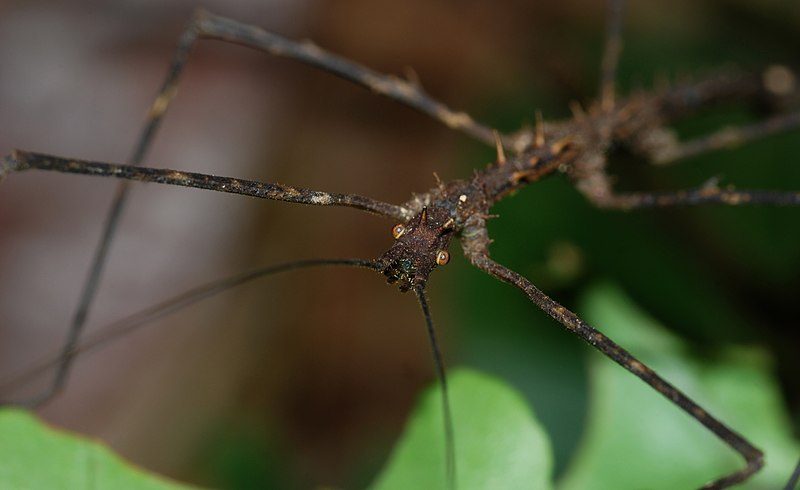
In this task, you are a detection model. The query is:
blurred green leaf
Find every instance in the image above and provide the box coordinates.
[372,369,554,490]
[0,408,198,490]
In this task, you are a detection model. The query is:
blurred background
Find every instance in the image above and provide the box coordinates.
[0,0,799,488]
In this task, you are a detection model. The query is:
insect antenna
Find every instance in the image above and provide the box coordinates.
[414,283,456,490]
[0,258,380,407]
[599,0,624,111]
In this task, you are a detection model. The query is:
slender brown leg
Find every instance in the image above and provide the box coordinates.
[570,155,800,210]
[0,259,381,400]
[462,241,763,489]
[3,151,408,220]
[4,7,511,406]
[194,10,510,148]
[414,285,456,490]
[590,185,800,210]
[599,0,625,112]
[785,458,800,490]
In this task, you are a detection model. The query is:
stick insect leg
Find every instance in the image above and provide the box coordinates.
[785,458,800,490]
[647,112,800,165]
[1,14,206,408]
[7,5,474,404]
[575,110,800,209]
[587,184,800,209]
[463,246,763,489]
[0,259,381,397]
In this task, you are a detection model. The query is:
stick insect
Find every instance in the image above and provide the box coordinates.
[1,0,799,488]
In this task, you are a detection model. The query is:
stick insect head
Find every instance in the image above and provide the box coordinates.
[378,206,455,292]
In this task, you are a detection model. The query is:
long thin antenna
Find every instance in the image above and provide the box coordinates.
[414,284,456,490]
[0,258,380,405]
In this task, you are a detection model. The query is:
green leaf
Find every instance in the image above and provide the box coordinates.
[372,368,554,490]
[559,282,799,490]
[0,408,199,490]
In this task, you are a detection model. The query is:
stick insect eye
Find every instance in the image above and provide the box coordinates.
[392,224,406,239]
[436,250,450,266]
